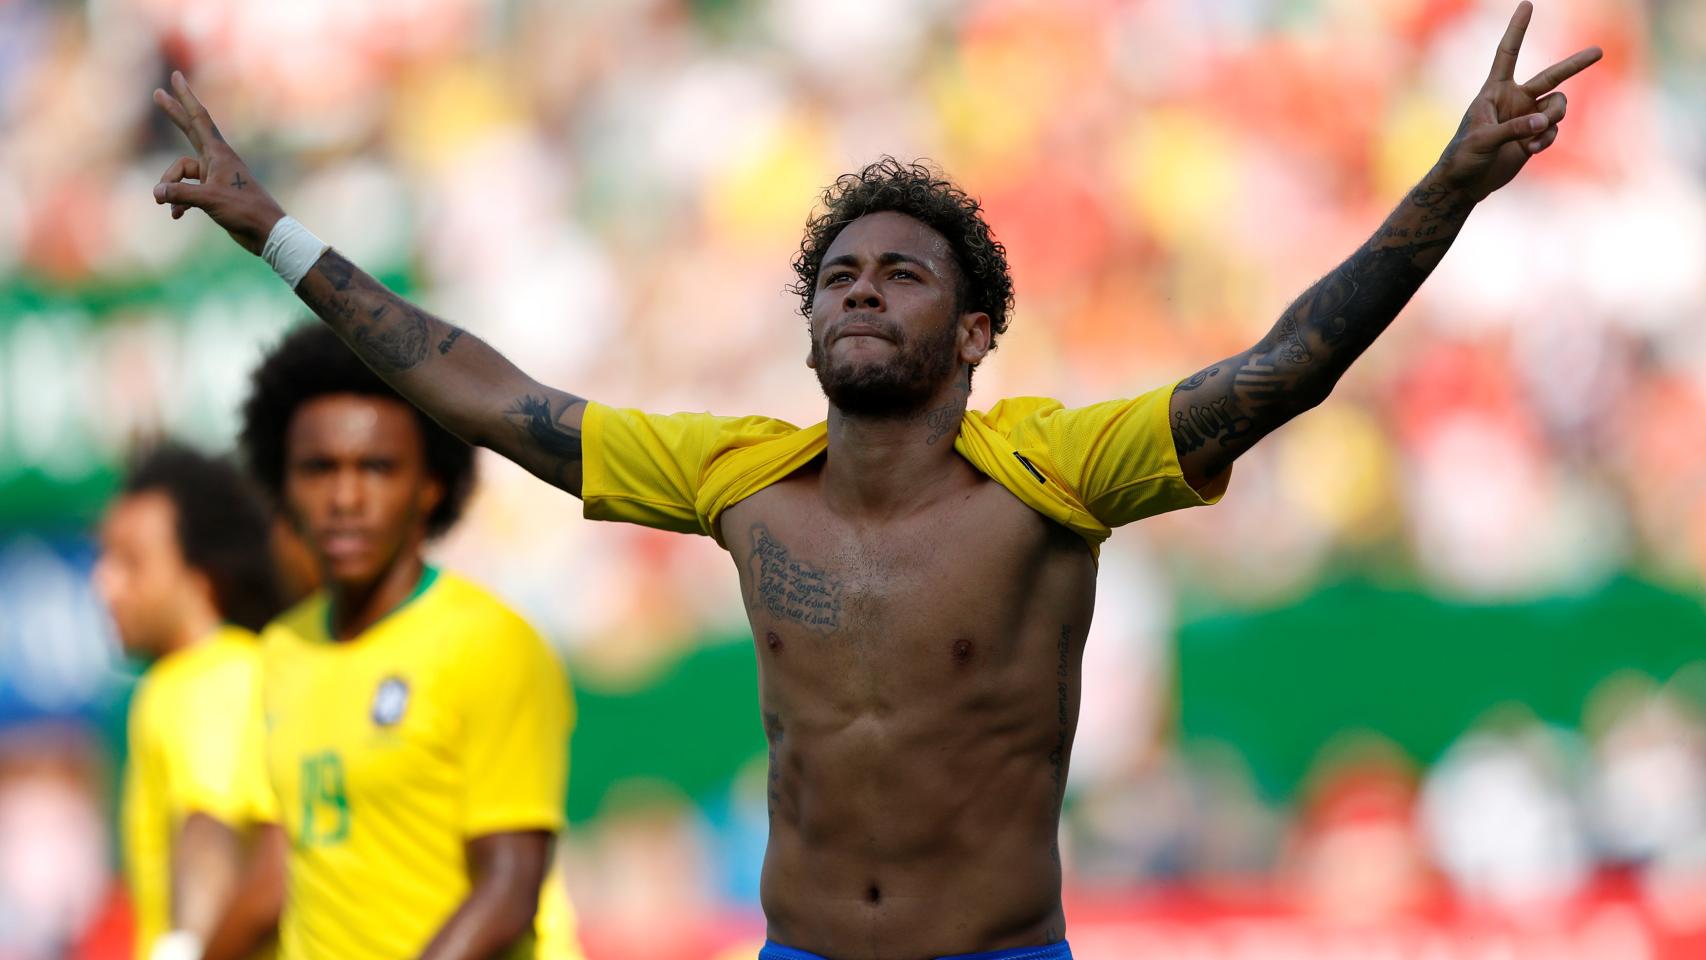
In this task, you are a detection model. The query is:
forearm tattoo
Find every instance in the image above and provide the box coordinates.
[301,252,433,374]
[1173,177,1472,476]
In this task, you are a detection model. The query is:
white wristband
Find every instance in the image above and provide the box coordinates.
[149,930,204,960]
[261,215,331,290]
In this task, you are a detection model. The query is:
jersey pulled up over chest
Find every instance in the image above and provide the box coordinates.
[724,471,1095,702]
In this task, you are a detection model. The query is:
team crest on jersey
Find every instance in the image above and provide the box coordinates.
[371,675,410,727]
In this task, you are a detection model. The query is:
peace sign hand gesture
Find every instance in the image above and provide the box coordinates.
[1436,2,1602,203]
[152,71,285,255]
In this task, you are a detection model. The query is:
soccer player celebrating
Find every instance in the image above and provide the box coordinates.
[94,444,286,960]
[226,324,577,960]
[152,5,1599,957]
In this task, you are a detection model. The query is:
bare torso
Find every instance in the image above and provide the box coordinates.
[720,452,1095,958]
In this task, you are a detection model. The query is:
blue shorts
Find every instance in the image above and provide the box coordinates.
[760,939,1072,960]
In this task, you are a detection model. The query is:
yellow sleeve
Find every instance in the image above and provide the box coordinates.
[231,672,278,824]
[456,615,571,837]
[579,404,729,534]
[580,403,806,536]
[161,656,258,826]
[1008,380,1226,528]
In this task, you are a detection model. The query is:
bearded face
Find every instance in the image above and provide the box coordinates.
[810,309,961,417]
[808,212,971,418]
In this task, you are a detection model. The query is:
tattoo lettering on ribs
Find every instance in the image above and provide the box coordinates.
[1048,624,1072,799]
[747,525,842,635]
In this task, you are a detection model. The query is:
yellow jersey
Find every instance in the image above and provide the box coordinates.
[246,568,578,960]
[123,624,271,959]
[580,380,1224,557]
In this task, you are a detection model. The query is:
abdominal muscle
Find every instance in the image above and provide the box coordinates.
[758,701,1072,957]
[725,476,1096,958]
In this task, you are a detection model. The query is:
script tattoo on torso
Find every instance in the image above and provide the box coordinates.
[748,524,842,635]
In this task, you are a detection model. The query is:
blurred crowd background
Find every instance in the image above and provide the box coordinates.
[2,0,1705,956]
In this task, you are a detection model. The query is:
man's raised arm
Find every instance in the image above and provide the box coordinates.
[1169,2,1600,491]
[150,72,589,496]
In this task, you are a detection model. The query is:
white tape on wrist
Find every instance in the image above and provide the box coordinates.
[261,216,331,290]
[149,930,204,960]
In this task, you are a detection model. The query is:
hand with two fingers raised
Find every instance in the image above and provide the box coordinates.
[151,71,285,256]
[1435,1,1603,203]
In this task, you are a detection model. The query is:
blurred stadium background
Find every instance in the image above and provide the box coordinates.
[2,0,1705,956]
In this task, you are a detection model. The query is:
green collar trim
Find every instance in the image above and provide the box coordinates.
[325,563,440,640]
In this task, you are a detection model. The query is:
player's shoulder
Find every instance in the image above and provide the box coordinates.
[141,625,259,694]
[974,396,1067,428]
[976,386,1174,437]
[178,626,264,690]
[260,592,329,647]
[132,628,262,740]
[422,570,549,649]
[202,624,263,663]
[591,403,805,455]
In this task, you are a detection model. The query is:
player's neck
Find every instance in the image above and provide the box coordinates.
[327,553,427,642]
[822,378,971,518]
[161,603,223,656]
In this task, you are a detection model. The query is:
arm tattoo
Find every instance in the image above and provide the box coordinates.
[295,252,592,490]
[1173,172,1472,478]
[1177,365,1220,391]
[299,252,432,373]
[505,393,585,490]
[350,301,431,373]
[318,254,355,290]
[747,525,842,635]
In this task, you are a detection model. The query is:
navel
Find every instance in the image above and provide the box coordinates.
[950,637,974,666]
[765,631,784,654]
[866,884,882,905]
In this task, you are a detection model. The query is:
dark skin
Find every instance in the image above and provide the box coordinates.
[199,820,286,960]
[154,5,1598,953]
[205,394,551,960]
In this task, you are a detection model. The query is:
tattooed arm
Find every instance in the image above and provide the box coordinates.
[1169,2,1600,490]
[149,72,590,495]
[1169,173,1470,488]
[292,255,590,493]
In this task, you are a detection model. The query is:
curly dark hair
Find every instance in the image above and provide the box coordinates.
[791,157,1014,355]
[239,323,475,539]
[124,442,285,633]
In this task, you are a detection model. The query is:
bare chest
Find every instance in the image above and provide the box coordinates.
[721,476,1095,672]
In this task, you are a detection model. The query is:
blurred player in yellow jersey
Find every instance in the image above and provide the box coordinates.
[219,323,580,960]
[94,443,288,960]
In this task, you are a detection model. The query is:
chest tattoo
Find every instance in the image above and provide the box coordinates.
[747,524,843,635]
